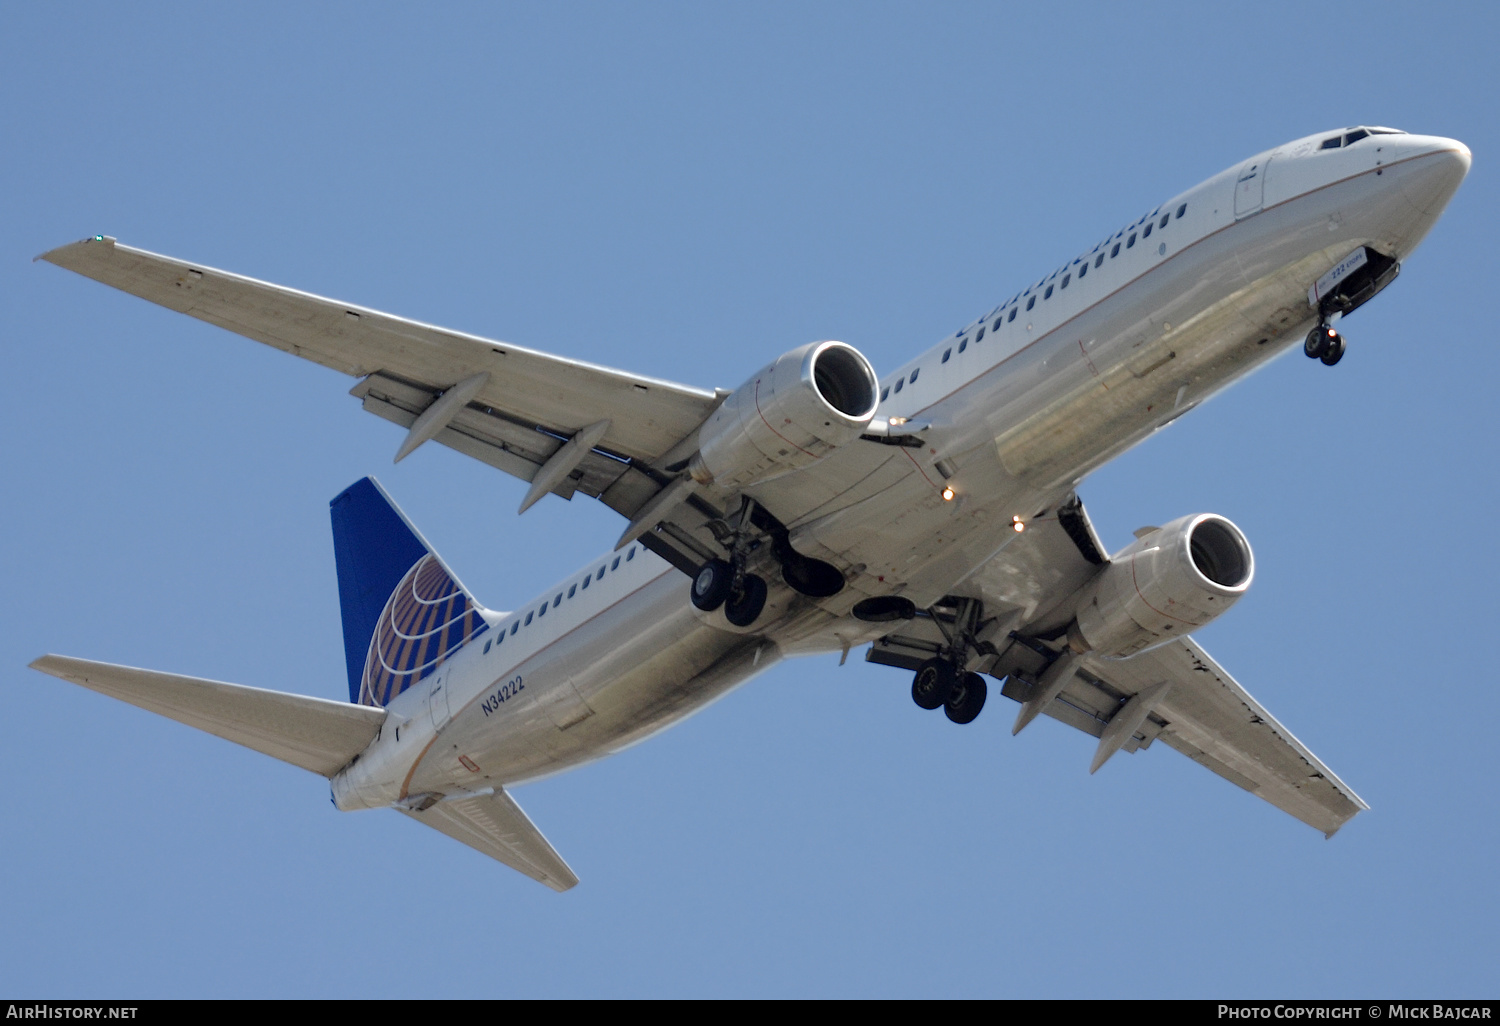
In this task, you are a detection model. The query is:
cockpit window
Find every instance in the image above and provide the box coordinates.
[1323,126,1401,152]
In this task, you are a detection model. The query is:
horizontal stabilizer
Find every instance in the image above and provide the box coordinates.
[401,788,579,892]
[30,655,385,777]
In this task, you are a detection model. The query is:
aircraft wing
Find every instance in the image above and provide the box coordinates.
[39,236,723,536]
[1079,638,1368,836]
[400,788,579,892]
[865,497,1367,836]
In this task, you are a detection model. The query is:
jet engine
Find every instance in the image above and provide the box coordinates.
[1067,514,1254,659]
[689,340,879,491]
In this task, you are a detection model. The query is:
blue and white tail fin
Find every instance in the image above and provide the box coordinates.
[329,477,490,707]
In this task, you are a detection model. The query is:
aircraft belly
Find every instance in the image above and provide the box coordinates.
[413,574,782,788]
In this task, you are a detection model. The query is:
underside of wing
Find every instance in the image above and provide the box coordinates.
[1090,639,1367,835]
[40,236,721,478]
[863,495,1366,836]
[30,655,386,777]
[400,788,579,892]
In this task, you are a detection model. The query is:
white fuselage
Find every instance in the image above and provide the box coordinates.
[332,129,1469,810]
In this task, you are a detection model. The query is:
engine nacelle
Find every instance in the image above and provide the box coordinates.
[1068,514,1254,659]
[689,341,879,491]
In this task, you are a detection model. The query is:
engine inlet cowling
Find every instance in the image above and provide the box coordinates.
[690,341,879,490]
[1068,514,1254,659]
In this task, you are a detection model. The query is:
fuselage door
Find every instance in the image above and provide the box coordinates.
[428,674,453,731]
[1234,157,1268,219]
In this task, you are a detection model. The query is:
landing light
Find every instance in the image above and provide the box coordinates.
[1013,516,1025,533]
[941,487,955,502]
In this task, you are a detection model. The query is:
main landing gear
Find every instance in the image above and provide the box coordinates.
[912,658,988,724]
[690,498,770,627]
[908,596,989,724]
[690,558,768,627]
[1304,323,1346,366]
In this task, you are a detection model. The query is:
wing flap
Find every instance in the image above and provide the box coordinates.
[30,655,385,777]
[401,789,579,892]
[40,237,721,462]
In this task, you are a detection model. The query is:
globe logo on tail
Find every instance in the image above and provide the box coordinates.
[359,554,487,707]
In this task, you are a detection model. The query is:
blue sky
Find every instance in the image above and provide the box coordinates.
[3,2,1496,998]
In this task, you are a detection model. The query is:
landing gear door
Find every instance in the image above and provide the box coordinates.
[1234,157,1269,219]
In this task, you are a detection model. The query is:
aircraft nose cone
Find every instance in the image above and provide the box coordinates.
[1399,138,1471,217]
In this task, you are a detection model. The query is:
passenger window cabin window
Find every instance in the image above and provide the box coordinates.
[1128,233,1137,248]
[1061,274,1070,288]
[881,386,889,401]
[1143,223,1152,239]
[612,557,621,571]
[942,349,951,363]
[1111,243,1120,257]
[992,318,1001,331]
[597,567,605,580]
[976,326,984,341]
[484,640,491,653]
[1094,254,1104,268]
[1176,203,1187,218]
[1008,308,1017,322]
[1159,214,1170,229]
[510,621,519,635]
[909,369,919,383]
[1044,285,1053,299]
[1026,296,1035,311]
[1078,263,1086,278]
[894,378,903,393]
[524,612,533,626]
[958,339,967,353]
[581,575,590,589]
[538,603,546,617]
[627,548,635,561]
[496,631,504,645]
[568,584,576,598]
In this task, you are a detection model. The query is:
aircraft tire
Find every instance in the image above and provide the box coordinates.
[1304,325,1331,359]
[945,672,988,724]
[691,559,734,612]
[911,658,956,710]
[1320,332,1346,366]
[724,573,768,627]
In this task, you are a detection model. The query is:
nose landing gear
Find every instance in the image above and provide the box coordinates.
[1304,323,1346,366]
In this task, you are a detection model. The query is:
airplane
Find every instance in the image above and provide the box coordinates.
[30,126,1470,891]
